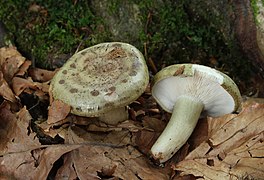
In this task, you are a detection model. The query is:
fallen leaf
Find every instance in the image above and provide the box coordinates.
[29,145,81,179]
[58,126,172,179]
[187,116,208,150]
[0,97,79,180]
[73,116,97,126]
[142,116,166,132]
[16,60,32,76]
[37,116,71,134]
[0,149,38,179]
[87,123,123,132]
[0,144,81,179]
[173,101,264,179]
[12,76,36,96]
[0,104,41,154]
[0,71,17,102]
[0,102,17,152]
[135,129,157,155]
[28,67,57,82]
[12,76,50,98]
[55,152,78,180]
[34,81,50,99]
[0,46,25,82]
[47,99,71,124]
[117,120,145,132]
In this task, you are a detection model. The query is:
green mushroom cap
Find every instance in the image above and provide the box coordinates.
[50,42,149,117]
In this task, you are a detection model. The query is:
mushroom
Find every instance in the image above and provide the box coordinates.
[150,64,242,163]
[49,42,149,125]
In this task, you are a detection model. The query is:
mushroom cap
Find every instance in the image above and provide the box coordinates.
[50,42,149,117]
[152,64,242,117]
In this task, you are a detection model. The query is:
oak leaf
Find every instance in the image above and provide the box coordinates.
[56,126,172,179]
[47,99,71,124]
[0,46,25,82]
[0,71,17,102]
[173,101,264,180]
[28,67,57,82]
[0,103,40,154]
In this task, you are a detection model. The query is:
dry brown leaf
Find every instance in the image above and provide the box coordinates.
[0,98,79,179]
[0,149,39,179]
[55,152,78,180]
[28,67,57,82]
[0,46,19,65]
[29,145,81,179]
[188,116,208,150]
[86,120,145,132]
[58,126,172,179]
[87,123,123,132]
[37,115,72,135]
[0,104,41,154]
[135,130,157,155]
[0,102,17,151]
[0,46,26,82]
[0,71,17,102]
[0,144,81,179]
[12,76,36,96]
[173,101,264,180]
[73,116,97,126]
[12,76,50,98]
[47,99,71,124]
[16,60,32,76]
[34,81,50,93]
[117,120,145,132]
[142,116,166,132]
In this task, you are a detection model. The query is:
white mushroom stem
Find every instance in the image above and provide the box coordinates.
[150,96,204,163]
[99,106,128,125]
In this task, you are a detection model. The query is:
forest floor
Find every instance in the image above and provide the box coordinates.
[0,46,264,179]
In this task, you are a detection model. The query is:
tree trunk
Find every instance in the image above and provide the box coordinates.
[186,0,264,75]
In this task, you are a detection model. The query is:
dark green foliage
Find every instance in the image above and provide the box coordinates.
[138,0,253,81]
[0,0,110,68]
[0,0,256,83]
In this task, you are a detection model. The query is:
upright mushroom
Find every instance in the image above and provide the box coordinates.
[150,64,241,163]
[49,42,149,125]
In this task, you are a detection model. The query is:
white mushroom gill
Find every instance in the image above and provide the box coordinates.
[152,71,235,116]
[150,71,235,163]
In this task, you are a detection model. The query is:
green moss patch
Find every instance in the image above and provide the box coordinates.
[0,0,110,68]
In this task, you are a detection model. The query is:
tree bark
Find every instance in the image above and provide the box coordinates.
[186,0,264,75]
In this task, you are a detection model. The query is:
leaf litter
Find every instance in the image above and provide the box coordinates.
[173,102,264,179]
[0,46,263,179]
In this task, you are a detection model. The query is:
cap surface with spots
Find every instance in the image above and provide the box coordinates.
[50,42,149,117]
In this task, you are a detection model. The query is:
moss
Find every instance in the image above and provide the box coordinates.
[108,0,122,15]
[0,0,110,68]
[251,0,259,23]
[136,0,254,83]
[0,0,256,85]
[251,0,264,24]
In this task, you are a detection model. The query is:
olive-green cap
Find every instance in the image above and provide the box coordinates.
[50,42,149,117]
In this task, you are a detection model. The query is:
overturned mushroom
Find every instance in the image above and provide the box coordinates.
[49,42,149,125]
[150,64,241,163]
